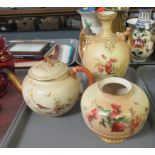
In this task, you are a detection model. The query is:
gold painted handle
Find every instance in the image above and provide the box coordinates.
[79,30,87,60]
[116,27,132,50]
[124,27,132,49]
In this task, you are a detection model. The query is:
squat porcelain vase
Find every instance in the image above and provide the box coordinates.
[81,77,149,143]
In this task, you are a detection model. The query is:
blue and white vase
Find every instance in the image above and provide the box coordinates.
[129,8,154,62]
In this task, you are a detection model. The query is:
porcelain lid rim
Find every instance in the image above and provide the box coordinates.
[28,60,69,81]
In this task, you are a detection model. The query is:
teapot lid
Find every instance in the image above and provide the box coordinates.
[28,58,68,81]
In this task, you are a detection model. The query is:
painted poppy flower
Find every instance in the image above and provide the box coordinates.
[109,111,120,118]
[130,116,141,130]
[98,66,104,73]
[87,108,98,122]
[110,57,117,63]
[111,122,126,132]
[111,103,121,111]
[105,68,111,74]
[105,67,112,75]
[106,61,112,68]
[105,61,112,74]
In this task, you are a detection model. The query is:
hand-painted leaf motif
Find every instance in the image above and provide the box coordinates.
[102,109,111,113]
[115,116,129,123]
[99,118,107,127]
[107,117,112,128]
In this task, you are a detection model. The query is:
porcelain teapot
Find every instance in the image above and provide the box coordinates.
[22,58,94,116]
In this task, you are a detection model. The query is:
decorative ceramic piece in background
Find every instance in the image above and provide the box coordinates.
[79,11,132,81]
[128,8,155,62]
[81,77,149,144]
[22,58,94,117]
[111,7,129,33]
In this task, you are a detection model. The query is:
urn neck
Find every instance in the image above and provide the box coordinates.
[98,77,133,98]
[97,11,117,37]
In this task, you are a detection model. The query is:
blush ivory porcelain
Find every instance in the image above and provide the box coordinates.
[79,11,132,81]
[81,77,149,144]
[22,58,94,117]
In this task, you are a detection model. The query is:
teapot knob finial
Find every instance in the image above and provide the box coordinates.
[44,56,54,66]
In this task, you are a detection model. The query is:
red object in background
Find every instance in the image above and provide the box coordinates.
[0,35,15,98]
[0,74,7,98]
[0,35,15,72]
[96,7,105,13]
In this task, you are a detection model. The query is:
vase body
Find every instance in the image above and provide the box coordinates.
[131,8,154,62]
[81,77,149,143]
[80,11,131,81]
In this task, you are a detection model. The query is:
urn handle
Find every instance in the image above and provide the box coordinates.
[116,27,132,49]
[70,66,94,86]
[124,27,132,49]
[79,30,87,60]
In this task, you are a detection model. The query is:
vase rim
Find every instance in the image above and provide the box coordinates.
[98,77,132,97]
[127,18,155,26]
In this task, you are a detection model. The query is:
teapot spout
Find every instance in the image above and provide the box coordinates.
[116,27,132,50]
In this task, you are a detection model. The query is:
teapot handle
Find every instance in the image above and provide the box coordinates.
[70,66,94,86]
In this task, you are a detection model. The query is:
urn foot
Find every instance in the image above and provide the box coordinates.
[99,136,126,144]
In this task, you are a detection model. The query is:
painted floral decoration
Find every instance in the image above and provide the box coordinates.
[87,102,129,132]
[86,100,145,133]
[95,54,117,75]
